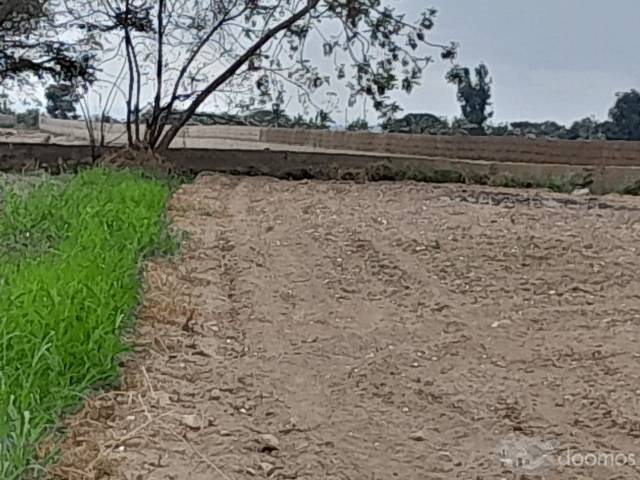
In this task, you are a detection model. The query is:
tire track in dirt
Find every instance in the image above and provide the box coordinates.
[53,176,640,480]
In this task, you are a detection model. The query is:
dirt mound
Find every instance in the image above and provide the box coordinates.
[52,177,640,479]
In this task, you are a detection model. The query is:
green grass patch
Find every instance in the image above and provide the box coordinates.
[0,167,178,479]
[0,173,69,207]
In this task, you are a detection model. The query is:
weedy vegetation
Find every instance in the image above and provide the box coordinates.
[0,167,178,479]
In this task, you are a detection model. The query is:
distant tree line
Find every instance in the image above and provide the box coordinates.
[41,82,640,143]
[1,0,460,152]
[35,69,640,142]
[138,107,335,130]
[380,64,640,141]
[11,11,640,141]
[159,60,639,141]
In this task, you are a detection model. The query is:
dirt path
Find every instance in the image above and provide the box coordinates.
[54,175,640,479]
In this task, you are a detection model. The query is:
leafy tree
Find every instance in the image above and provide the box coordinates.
[450,117,485,136]
[347,118,370,131]
[595,120,616,140]
[16,108,40,128]
[286,111,332,130]
[66,0,457,151]
[566,117,602,140]
[148,107,338,129]
[0,0,95,89]
[446,63,492,129]
[508,121,567,138]
[382,112,448,134]
[484,123,509,136]
[45,82,80,119]
[290,114,310,129]
[607,89,640,140]
[309,110,334,129]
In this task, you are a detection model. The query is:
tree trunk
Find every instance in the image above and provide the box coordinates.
[155,0,319,152]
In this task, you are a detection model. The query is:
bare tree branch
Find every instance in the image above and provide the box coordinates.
[157,0,321,150]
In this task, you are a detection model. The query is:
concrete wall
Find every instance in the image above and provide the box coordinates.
[36,117,640,169]
[39,117,261,146]
[2,141,640,195]
[39,117,123,141]
[180,125,261,142]
[260,128,640,167]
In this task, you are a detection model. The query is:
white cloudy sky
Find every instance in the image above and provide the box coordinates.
[389,0,640,124]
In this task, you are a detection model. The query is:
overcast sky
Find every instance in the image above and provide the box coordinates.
[57,0,640,125]
[390,0,640,124]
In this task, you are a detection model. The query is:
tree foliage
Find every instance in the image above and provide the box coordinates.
[45,82,81,119]
[446,63,492,128]
[509,120,566,138]
[382,112,448,134]
[346,118,370,131]
[607,89,640,141]
[0,0,95,89]
[16,108,40,128]
[144,107,335,129]
[499,91,640,141]
[566,117,602,140]
[62,0,457,151]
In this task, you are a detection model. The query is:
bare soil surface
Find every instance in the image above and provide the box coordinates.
[53,175,640,479]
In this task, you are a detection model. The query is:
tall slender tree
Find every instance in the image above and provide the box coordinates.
[446,62,492,129]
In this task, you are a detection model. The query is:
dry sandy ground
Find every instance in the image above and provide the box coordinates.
[52,175,640,480]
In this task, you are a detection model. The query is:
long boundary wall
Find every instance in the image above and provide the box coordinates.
[260,128,640,167]
[39,117,261,146]
[2,142,640,195]
[38,117,640,168]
